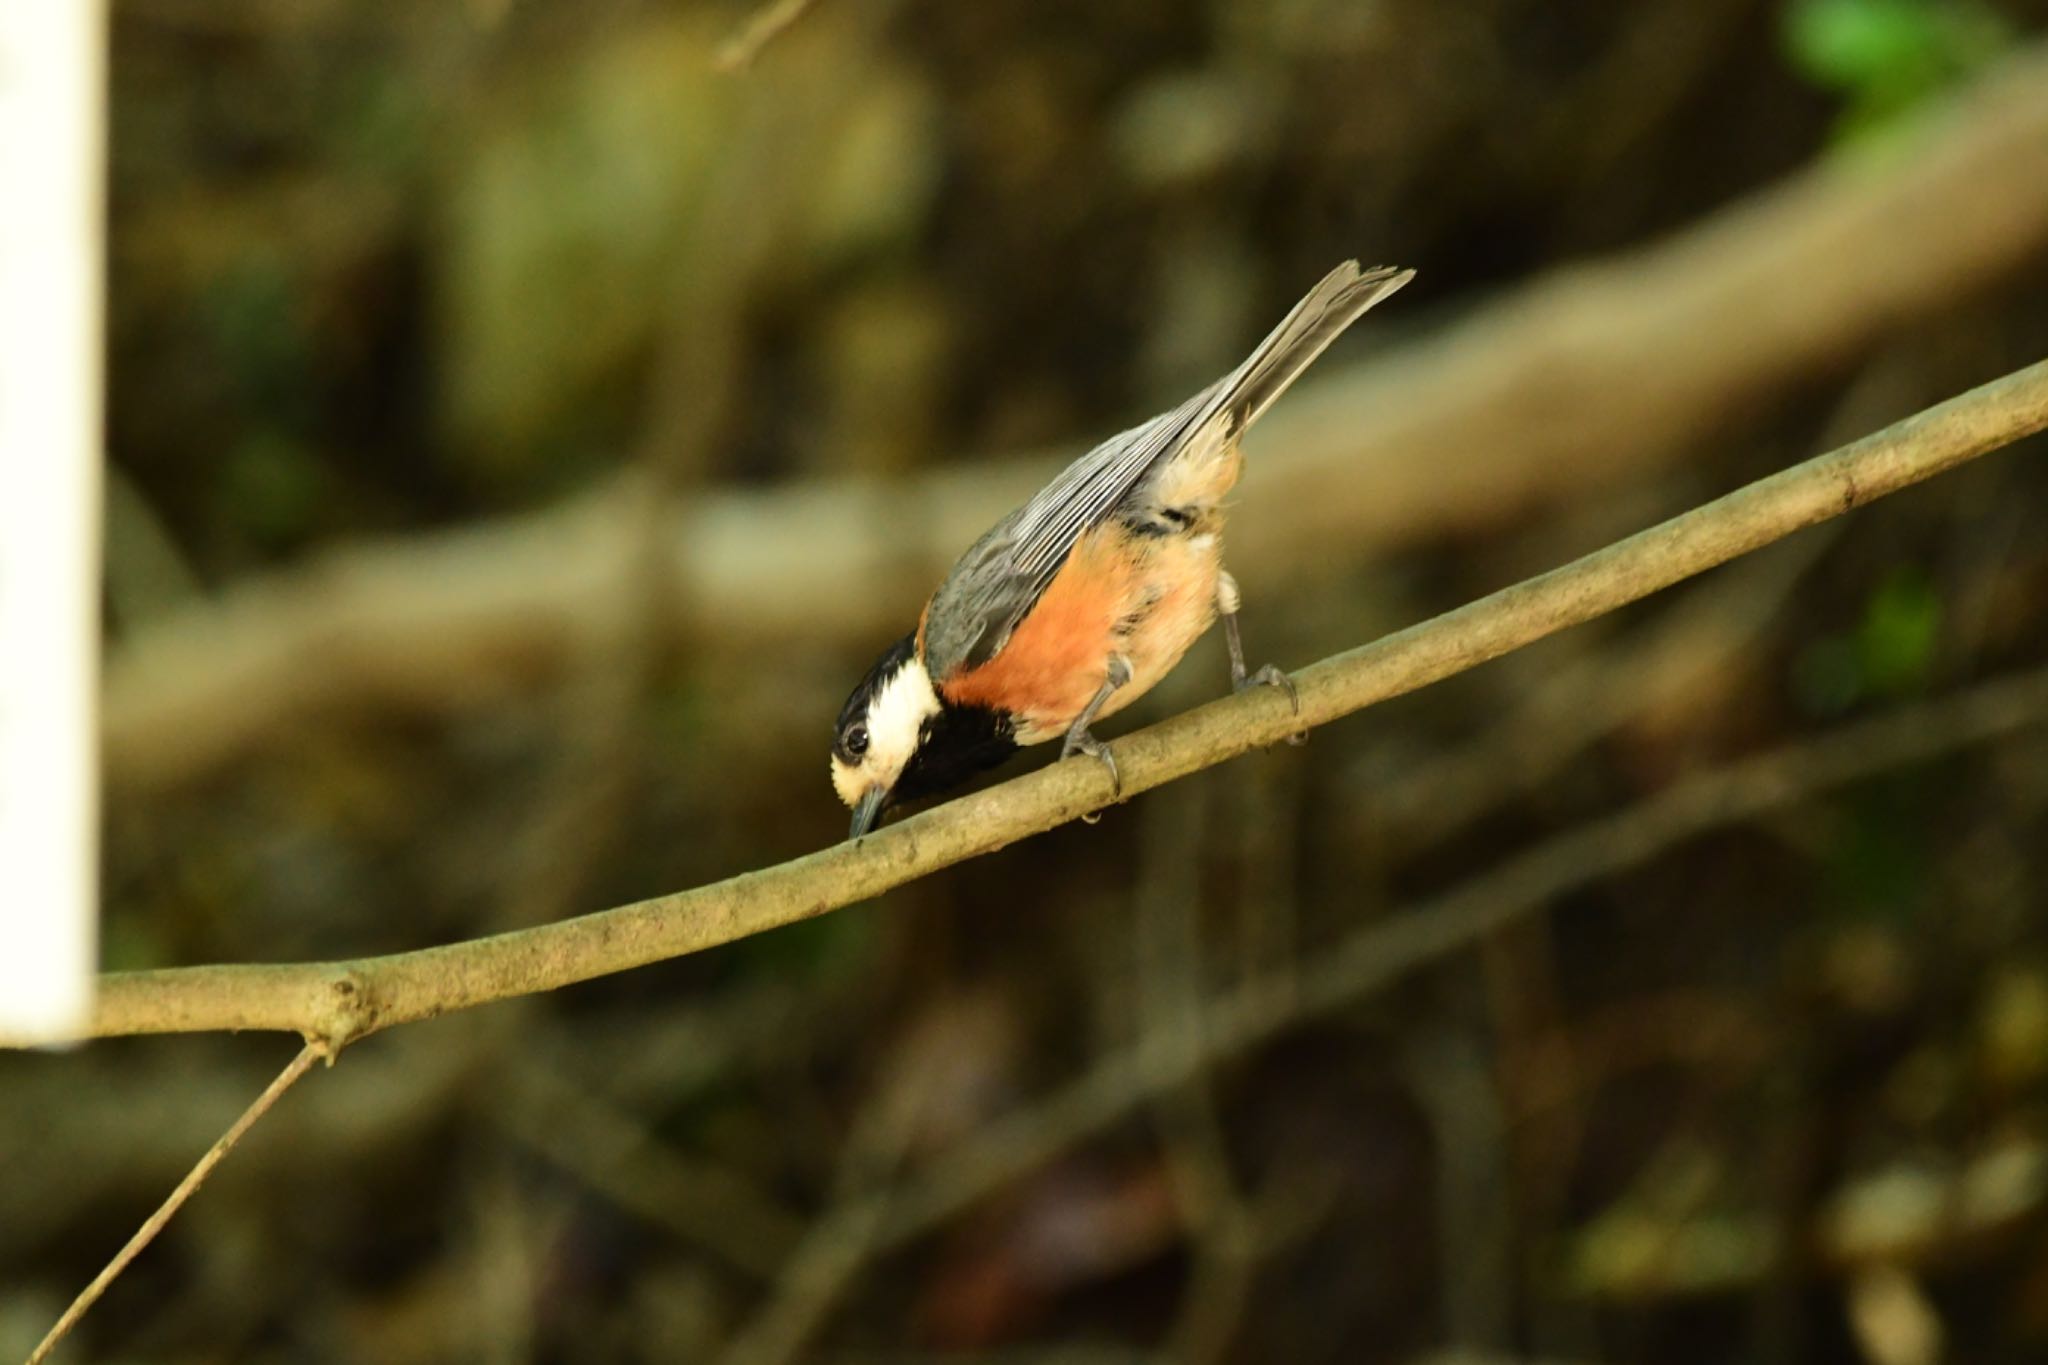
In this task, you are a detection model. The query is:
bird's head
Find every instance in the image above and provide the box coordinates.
[832,634,941,839]
[831,633,1017,839]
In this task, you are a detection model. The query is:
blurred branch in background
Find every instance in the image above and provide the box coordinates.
[647,654,2048,1359]
[17,355,2046,1050]
[716,0,822,71]
[495,1062,804,1281]
[97,42,2048,797]
[1351,341,1942,853]
[258,645,2030,1365]
[486,23,817,932]
[714,1023,938,1365]
[1570,1132,2046,1299]
[822,660,2048,1298]
[1136,784,1317,1365]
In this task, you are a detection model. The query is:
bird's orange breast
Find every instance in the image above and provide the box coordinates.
[937,519,1224,744]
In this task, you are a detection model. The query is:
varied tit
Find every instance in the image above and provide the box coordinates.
[832,261,1415,839]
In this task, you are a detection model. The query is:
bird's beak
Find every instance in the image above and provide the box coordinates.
[849,787,888,841]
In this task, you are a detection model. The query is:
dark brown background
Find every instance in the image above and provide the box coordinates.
[8,0,2048,1361]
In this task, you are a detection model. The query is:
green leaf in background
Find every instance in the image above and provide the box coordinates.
[1789,564,1942,715]
[200,252,312,415]
[1856,565,1941,698]
[1782,0,2012,144]
[219,429,333,549]
[1827,784,1931,922]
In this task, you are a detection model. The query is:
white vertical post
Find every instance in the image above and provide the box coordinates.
[0,1,106,1040]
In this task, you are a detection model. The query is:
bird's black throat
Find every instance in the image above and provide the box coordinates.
[837,632,1019,807]
[896,696,1018,803]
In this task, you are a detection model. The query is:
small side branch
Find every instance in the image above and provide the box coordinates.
[27,1042,325,1364]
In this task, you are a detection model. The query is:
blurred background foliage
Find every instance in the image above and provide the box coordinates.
[9,0,2048,1361]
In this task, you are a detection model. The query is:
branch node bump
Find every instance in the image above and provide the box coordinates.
[310,970,378,1050]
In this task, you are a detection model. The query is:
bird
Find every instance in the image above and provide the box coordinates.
[831,260,1415,839]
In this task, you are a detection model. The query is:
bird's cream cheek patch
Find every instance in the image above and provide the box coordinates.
[830,756,863,808]
[858,658,942,794]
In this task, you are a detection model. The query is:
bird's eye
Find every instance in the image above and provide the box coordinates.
[844,723,870,759]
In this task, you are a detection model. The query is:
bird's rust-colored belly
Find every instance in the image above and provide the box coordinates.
[939,520,1223,744]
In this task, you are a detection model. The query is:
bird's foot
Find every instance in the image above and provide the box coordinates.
[1235,664,1307,746]
[1062,727,1121,817]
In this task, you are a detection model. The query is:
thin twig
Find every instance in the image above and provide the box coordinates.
[494,1062,806,1280]
[1403,1033,1516,1351]
[1139,786,1261,1365]
[715,0,821,71]
[716,1038,934,1365]
[8,357,2046,1051]
[27,1042,325,1365]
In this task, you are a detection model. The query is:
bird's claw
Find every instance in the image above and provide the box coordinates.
[1237,664,1307,746]
[1062,729,1122,802]
[1237,663,1299,711]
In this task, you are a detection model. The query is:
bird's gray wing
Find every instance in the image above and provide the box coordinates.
[920,394,1210,681]
[922,261,1414,681]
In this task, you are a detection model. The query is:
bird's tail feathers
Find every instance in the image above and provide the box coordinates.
[1215,261,1413,433]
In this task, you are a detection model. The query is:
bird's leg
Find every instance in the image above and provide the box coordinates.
[1061,653,1133,797]
[1217,570,1305,745]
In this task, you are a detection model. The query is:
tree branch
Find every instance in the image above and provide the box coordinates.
[704,657,2048,1316]
[26,1042,324,1365]
[101,44,2048,795]
[869,662,2048,1256]
[16,358,2047,1052]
